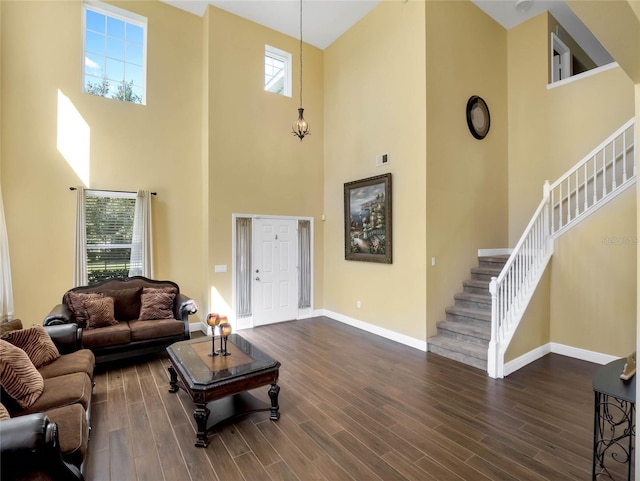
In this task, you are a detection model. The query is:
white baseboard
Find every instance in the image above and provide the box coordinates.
[190,322,206,333]
[504,342,620,376]
[504,344,551,376]
[319,309,427,352]
[550,342,620,365]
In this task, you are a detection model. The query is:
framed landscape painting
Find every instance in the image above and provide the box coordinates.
[344,173,392,264]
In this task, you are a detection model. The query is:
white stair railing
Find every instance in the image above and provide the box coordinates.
[488,119,636,379]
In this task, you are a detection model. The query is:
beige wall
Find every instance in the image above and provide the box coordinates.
[324,1,427,340]
[425,1,508,336]
[507,11,636,360]
[507,13,551,242]
[1,0,204,326]
[204,6,325,318]
[506,266,551,360]
[551,188,637,356]
[2,0,637,364]
[501,4,632,367]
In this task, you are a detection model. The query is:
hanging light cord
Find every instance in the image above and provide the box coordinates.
[299,0,303,109]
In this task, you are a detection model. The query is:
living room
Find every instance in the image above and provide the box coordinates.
[1,0,639,478]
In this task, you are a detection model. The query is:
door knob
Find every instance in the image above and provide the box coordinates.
[255,277,260,281]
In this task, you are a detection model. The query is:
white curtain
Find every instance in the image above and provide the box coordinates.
[0,185,14,321]
[236,217,252,317]
[298,220,311,308]
[128,189,154,278]
[73,186,87,287]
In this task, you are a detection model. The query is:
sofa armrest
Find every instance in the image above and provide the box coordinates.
[44,324,83,354]
[0,412,56,455]
[0,414,84,481]
[44,304,73,326]
[176,293,198,321]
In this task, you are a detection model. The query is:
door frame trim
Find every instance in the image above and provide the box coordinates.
[231,213,314,330]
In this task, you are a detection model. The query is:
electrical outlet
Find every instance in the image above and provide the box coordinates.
[356,300,361,309]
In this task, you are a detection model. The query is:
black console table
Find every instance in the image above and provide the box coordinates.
[592,358,635,480]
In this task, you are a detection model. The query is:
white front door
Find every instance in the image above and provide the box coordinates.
[253,218,298,326]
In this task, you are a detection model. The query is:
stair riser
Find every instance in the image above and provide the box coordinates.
[446,309,490,324]
[463,284,490,296]
[428,344,487,370]
[455,298,491,311]
[471,272,499,282]
[436,327,489,346]
[478,260,508,270]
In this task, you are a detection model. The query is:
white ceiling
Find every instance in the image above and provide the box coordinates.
[161,0,613,64]
[161,0,381,50]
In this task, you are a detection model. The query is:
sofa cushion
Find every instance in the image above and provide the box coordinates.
[0,402,10,420]
[20,372,91,415]
[103,287,143,321]
[128,319,185,342]
[45,403,88,466]
[84,296,118,330]
[0,340,44,409]
[37,349,95,381]
[82,321,131,348]
[66,291,103,328]
[0,318,23,336]
[2,325,60,368]
[139,287,176,320]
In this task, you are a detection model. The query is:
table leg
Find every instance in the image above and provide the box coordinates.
[168,365,179,393]
[194,404,211,448]
[269,382,280,421]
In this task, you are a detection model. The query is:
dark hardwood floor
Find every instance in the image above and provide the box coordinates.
[85,316,604,481]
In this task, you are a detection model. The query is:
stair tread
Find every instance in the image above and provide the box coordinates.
[437,320,490,340]
[471,266,502,276]
[428,335,488,360]
[478,255,510,263]
[463,279,490,287]
[445,305,491,321]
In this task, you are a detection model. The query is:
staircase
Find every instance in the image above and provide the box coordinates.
[427,255,508,370]
[428,118,635,377]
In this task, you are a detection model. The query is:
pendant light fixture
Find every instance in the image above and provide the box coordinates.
[292,0,310,141]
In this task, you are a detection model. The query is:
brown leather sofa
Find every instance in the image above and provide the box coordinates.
[0,321,95,481]
[43,276,198,365]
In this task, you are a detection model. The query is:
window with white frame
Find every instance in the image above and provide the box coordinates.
[83,1,147,104]
[265,45,291,97]
[85,190,136,284]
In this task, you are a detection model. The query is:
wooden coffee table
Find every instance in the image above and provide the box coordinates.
[166,333,281,447]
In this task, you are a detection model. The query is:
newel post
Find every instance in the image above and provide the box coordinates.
[487,277,499,379]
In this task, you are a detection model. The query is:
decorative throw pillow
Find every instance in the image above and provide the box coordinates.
[1,325,60,368]
[83,296,118,330]
[66,292,104,328]
[0,402,10,421]
[103,287,143,321]
[0,340,44,409]
[0,318,23,336]
[139,287,176,320]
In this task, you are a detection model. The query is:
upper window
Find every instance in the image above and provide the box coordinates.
[83,1,147,104]
[265,45,291,97]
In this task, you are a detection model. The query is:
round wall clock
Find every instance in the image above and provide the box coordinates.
[466,95,490,140]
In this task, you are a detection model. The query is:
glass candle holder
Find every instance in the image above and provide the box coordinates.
[219,320,232,356]
[206,313,219,356]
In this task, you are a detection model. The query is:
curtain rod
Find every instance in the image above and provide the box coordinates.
[69,187,157,195]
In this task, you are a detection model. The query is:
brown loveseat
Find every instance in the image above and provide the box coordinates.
[43,276,198,364]
[0,320,95,481]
